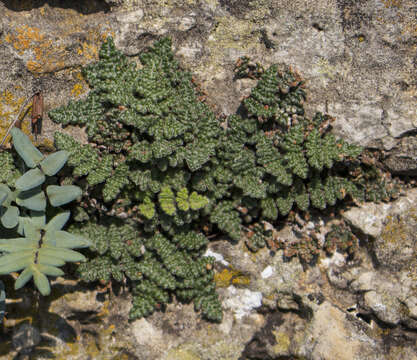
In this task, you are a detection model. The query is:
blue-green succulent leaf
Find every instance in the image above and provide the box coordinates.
[10,128,44,168]
[33,268,51,296]
[35,264,65,277]
[29,211,46,228]
[0,238,28,246]
[0,241,37,252]
[44,230,91,248]
[39,150,69,176]
[0,238,38,251]
[46,185,82,207]
[0,185,12,206]
[22,220,41,241]
[18,212,46,235]
[14,266,34,290]
[1,205,19,229]
[37,253,66,267]
[45,211,71,232]
[0,191,7,206]
[15,168,45,191]
[38,247,86,262]
[16,187,46,211]
[0,251,34,274]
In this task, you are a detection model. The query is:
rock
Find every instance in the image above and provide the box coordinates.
[342,202,392,238]
[384,135,417,176]
[243,302,381,360]
[375,205,417,271]
[12,322,41,352]
[223,286,263,320]
[0,0,415,358]
[405,296,417,320]
[363,290,402,326]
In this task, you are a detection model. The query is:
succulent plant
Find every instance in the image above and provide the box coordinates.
[0,128,88,296]
[0,129,81,229]
[0,211,90,295]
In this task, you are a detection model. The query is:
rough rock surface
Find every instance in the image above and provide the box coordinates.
[342,189,417,331]
[0,0,416,359]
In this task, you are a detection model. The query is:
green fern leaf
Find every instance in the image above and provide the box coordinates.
[189,191,209,210]
[139,196,155,219]
[159,186,176,215]
[176,187,189,211]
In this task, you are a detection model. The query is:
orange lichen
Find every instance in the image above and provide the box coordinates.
[77,41,99,60]
[6,25,44,54]
[26,60,43,73]
[3,22,114,75]
[0,89,31,145]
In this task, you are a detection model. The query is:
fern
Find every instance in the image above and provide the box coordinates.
[45,37,394,323]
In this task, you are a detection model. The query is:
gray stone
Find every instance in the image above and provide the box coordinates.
[384,135,417,176]
[374,189,417,270]
[12,322,41,352]
[363,290,402,326]
[343,202,392,238]
[243,302,381,360]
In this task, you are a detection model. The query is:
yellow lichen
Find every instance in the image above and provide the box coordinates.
[26,60,43,73]
[214,268,250,288]
[164,348,201,360]
[71,83,85,97]
[380,208,416,245]
[96,300,110,317]
[272,331,291,354]
[3,21,113,75]
[382,0,402,8]
[314,58,337,81]
[192,15,261,77]
[77,41,99,60]
[0,89,33,145]
[43,316,130,359]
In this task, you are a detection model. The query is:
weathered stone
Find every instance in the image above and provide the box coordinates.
[0,0,415,358]
[343,202,392,238]
[364,290,402,326]
[243,302,381,360]
[12,322,41,352]
[384,135,417,176]
[374,189,417,270]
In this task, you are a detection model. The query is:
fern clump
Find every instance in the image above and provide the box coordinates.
[0,128,90,297]
[194,65,365,241]
[48,37,393,322]
[50,37,222,322]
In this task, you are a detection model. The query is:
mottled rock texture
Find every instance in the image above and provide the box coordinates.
[0,0,416,359]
